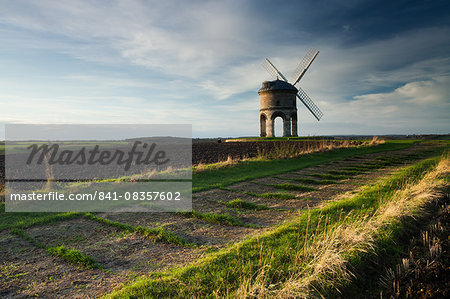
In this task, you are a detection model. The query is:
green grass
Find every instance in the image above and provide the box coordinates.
[84,213,191,247]
[192,141,416,192]
[107,154,444,298]
[244,191,297,200]
[308,173,351,180]
[10,229,101,269]
[46,245,101,269]
[0,211,82,231]
[0,210,190,247]
[284,177,337,185]
[270,183,317,192]
[224,199,269,211]
[328,169,364,175]
[10,228,45,248]
[179,210,244,227]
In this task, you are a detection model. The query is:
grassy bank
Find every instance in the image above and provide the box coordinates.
[192,140,418,192]
[107,151,448,298]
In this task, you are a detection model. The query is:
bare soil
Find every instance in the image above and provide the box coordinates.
[192,140,362,165]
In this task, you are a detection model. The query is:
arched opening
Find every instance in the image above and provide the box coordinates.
[274,116,283,137]
[260,114,267,137]
[270,112,287,137]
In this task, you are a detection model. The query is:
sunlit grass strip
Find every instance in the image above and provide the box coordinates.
[84,213,192,247]
[10,228,45,248]
[328,169,364,176]
[270,183,317,192]
[10,229,102,269]
[192,141,417,192]
[47,245,101,269]
[1,212,82,231]
[308,173,350,180]
[178,210,245,227]
[282,177,337,185]
[224,199,269,211]
[106,153,447,298]
[245,191,297,200]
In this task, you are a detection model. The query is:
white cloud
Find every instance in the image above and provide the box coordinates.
[318,76,450,134]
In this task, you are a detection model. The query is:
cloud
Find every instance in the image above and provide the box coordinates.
[318,76,450,134]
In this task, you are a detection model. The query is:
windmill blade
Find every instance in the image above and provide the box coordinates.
[296,87,323,121]
[291,48,319,86]
[262,59,279,80]
[262,58,288,82]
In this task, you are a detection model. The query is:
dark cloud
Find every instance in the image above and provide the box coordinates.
[247,0,450,45]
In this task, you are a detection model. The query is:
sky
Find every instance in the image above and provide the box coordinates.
[1,0,449,138]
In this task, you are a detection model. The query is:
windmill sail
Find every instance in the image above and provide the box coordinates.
[291,48,319,86]
[263,58,288,82]
[262,50,324,122]
[296,87,323,121]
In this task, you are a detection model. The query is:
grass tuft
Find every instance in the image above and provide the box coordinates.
[10,229,102,269]
[85,213,191,246]
[225,199,269,211]
[1,212,82,232]
[46,245,101,269]
[328,170,364,176]
[287,177,337,185]
[308,173,350,180]
[245,191,297,200]
[271,183,317,192]
[179,210,244,227]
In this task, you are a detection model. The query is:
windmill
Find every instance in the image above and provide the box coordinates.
[258,48,323,137]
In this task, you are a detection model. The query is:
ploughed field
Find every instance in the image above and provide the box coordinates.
[192,140,363,164]
[0,141,447,298]
[0,140,359,184]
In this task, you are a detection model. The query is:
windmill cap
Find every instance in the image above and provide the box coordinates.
[258,79,298,93]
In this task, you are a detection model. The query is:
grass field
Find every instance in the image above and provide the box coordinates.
[107,153,449,298]
[0,139,448,298]
[192,140,418,192]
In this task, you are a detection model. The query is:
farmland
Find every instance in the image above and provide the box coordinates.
[0,139,448,298]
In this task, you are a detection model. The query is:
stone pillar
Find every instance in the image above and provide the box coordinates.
[260,114,267,137]
[266,118,274,137]
[283,117,291,137]
[291,114,298,137]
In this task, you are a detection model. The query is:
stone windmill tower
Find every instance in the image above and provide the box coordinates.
[259,48,323,137]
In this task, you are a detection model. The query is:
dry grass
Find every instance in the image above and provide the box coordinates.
[192,139,387,173]
[235,155,448,298]
[379,200,448,297]
[194,155,241,172]
[369,136,386,145]
[44,151,54,191]
[256,139,383,161]
[194,139,383,172]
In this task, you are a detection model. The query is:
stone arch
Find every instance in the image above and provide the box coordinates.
[260,113,267,137]
[270,112,290,137]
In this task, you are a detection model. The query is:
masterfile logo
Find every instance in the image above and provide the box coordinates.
[26,141,170,171]
[5,124,192,213]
